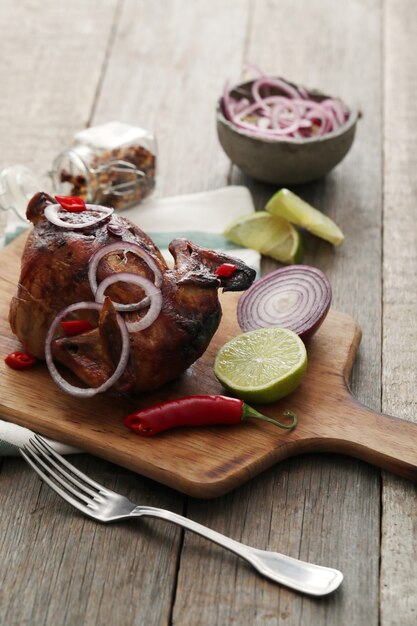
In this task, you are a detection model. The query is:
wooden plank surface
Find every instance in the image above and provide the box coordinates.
[0,3,182,626]
[175,0,383,624]
[2,232,417,494]
[91,0,246,196]
[0,0,120,177]
[382,2,417,624]
[0,0,416,625]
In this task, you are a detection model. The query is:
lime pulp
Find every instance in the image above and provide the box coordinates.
[214,327,307,404]
[266,188,344,246]
[223,211,303,264]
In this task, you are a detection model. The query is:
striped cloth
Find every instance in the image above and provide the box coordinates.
[118,185,259,270]
[0,185,258,455]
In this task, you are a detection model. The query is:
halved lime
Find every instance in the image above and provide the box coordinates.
[214,327,307,404]
[266,188,344,246]
[223,211,303,264]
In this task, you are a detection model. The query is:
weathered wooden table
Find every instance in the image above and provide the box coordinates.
[1,1,416,624]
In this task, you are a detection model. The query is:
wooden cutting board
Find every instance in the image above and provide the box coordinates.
[1,234,416,497]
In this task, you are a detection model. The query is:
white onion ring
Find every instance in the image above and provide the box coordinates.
[44,204,114,229]
[95,272,163,332]
[88,242,163,310]
[237,265,332,341]
[45,301,130,398]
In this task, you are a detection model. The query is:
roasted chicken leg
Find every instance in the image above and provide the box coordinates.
[9,192,255,394]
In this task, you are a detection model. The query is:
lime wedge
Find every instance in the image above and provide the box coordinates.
[223,211,303,264]
[266,188,344,246]
[214,327,307,404]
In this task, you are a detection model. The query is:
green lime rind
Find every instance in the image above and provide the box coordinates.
[266,188,345,246]
[213,327,307,405]
[223,211,304,264]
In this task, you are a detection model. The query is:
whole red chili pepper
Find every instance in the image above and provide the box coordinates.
[123,395,297,436]
[55,195,86,212]
[216,263,238,278]
[60,320,94,336]
[5,351,36,371]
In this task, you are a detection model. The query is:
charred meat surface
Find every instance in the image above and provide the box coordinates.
[9,192,256,394]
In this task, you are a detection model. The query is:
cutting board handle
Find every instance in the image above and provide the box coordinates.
[321,393,417,481]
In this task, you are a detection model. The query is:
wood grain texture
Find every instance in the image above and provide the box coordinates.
[381,2,417,624]
[1,0,415,624]
[0,455,184,626]
[0,0,120,176]
[2,234,416,497]
[182,0,382,624]
[0,3,182,626]
[90,0,249,196]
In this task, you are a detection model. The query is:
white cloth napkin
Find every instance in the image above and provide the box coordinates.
[119,185,259,269]
[0,421,79,456]
[0,185,258,455]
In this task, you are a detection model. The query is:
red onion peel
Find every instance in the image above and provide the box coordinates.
[237,265,332,341]
[88,241,163,309]
[45,301,130,398]
[95,272,163,332]
[45,204,113,230]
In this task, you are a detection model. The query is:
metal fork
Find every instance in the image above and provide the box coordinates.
[20,435,343,597]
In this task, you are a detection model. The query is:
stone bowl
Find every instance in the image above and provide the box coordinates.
[216,79,358,185]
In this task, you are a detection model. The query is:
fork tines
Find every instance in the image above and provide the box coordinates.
[20,435,104,515]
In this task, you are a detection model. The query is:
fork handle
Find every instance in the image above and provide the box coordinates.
[131,506,342,596]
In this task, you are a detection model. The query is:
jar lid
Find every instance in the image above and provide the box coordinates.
[0,165,41,221]
[74,121,154,150]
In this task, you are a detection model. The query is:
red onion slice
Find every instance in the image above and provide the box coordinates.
[95,273,163,332]
[45,302,130,398]
[45,204,114,229]
[252,76,301,102]
[237,265,332,341]
[88,242,163,303]
[221,72,351,141]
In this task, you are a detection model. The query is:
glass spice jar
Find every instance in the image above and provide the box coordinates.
[0,121,156,245]
[50,121,157,210]
[0,165,38,246]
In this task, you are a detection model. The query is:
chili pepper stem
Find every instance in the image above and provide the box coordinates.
[242,403,298,430]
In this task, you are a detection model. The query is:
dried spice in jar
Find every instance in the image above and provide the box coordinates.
[51,121,156,211]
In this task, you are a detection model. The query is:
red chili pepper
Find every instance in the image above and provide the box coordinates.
[60,320,94,336]
[216,263,238,278]
[5,351,36,371]
[55,195,86,212]
[123,395,297,436]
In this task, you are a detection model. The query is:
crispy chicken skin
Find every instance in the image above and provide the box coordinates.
[9,192,256,394]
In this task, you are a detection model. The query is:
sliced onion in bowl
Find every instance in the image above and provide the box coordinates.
[95,272,163,331]
[88,242,163,303]
[44,204,114,229]
[45,301,130,398]
[221,66,351,140]
[237,265,332,341]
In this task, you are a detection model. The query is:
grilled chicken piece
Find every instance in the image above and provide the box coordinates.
[9,192,255,394]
